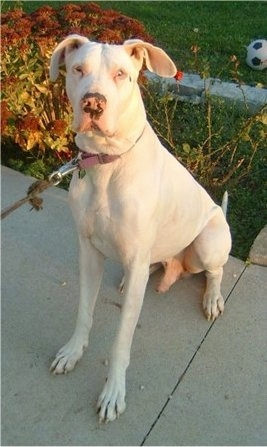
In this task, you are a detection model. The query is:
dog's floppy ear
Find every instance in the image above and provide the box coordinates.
[50,34,89,81]
[123,39,177,77]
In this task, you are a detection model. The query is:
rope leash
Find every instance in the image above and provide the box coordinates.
[1,178,55,220]
[1,157,80,220]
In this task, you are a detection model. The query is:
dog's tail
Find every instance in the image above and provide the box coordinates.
[221,191,229,217]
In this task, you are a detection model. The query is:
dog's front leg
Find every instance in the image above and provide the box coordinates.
[51,237,104,374]
[97,257,149,423]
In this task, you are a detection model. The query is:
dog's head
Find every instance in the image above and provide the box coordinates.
[50,35,176,139]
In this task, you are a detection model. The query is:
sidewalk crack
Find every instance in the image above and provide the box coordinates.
[140,262,247,446]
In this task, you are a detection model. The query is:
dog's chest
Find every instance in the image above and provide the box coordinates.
[69,171,126,260]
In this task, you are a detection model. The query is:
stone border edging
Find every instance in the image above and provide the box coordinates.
[145,72,267,113]
[249,224,267,266]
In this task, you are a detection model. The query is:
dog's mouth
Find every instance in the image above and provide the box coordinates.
[73,115,115,137]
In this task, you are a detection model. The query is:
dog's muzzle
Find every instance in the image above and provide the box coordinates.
[82,92,107,120]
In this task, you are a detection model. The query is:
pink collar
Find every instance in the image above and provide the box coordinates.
[78,152,120,169]
[77,124,147,170]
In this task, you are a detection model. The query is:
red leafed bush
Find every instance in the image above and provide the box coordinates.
[1,2,153,160]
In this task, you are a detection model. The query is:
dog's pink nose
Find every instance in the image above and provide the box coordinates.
[82,93,106,119]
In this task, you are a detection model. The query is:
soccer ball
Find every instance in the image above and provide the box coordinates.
[246,39,267,71]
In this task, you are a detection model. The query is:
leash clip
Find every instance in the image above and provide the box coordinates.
[49,157,80,186]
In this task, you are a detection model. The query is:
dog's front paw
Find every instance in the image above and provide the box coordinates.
[203,292,224,322]
[50,335,87,374]
[97,376,126,423]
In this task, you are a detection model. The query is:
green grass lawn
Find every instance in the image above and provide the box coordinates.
[3,0,267,85]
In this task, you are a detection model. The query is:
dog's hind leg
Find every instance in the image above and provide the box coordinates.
[50,238,104,374]
[156,256,187,293]
[184,209,231,321]
[202,267,224,321]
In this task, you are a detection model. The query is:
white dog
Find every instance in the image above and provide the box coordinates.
[49,35,231,423]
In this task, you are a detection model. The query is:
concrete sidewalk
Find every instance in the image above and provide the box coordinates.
[1,165,267,446]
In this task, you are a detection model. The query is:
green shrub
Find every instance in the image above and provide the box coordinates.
[1,2,153,161]
[143,81,267,192]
